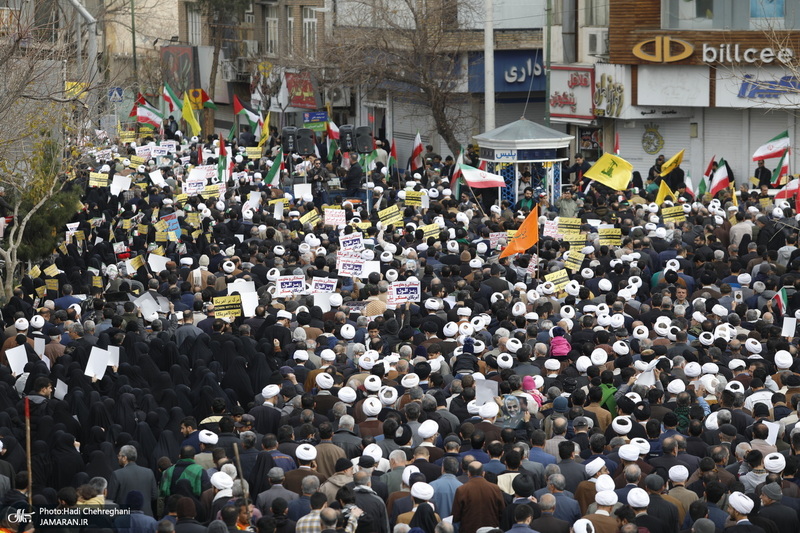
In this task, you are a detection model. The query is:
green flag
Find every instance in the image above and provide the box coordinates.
[265,147,284,187]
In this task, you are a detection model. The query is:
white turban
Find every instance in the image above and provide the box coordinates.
[595,490,618,506]
[628,487,650,508]
[210,471,233,490]
[728,491,754,514]
[765,453,786,473]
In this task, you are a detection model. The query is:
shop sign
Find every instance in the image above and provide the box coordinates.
[632,36,794,65]
[549,66,594,120]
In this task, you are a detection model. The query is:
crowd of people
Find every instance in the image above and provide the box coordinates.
[0,127,794,533]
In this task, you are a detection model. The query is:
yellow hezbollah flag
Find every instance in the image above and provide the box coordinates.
[660,149,685,177]
[655,179,677,205]
[583,153,633,191]
[258,111,271,147]
[182,92,202,136]
[500,205,539,259]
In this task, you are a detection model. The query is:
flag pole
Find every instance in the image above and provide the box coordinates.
[25,397,32,508]
[465,180,489,219]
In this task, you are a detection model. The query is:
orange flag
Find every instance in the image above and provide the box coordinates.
[500,205,540,258]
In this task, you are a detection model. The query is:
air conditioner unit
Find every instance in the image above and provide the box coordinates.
[325,87,351,107]
[587,29,608,56]
[221,59,237,82]
[243,39,258,56]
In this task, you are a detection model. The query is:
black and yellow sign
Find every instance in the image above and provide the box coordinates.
[558,217,581,233]
[213,294,243,321]
[661,205,686,222]
[405,191,423,206]
[564,251,585,272]
[300,209,320,226]
[379,205,403,227]
[598,228,622,246]
[545,269,570,291]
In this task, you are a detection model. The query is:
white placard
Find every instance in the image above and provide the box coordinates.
[476,379,499,406]
[5,345,27,375]
[149,170,167,187]
[147,253,170,273]
[39,353,50,369]
[108,346,120,367]
[782,317,797,338]
[311,277,337,294]
[228,279,256,294]
[274,201,284,220]
[85,347,109,379]
[54,379,67,400]
[240,293,259,318]
[313,294,333,313]
[294,183,312,199]
[33,337,45,357]
[133,293,159,318]
[764,420,780,446]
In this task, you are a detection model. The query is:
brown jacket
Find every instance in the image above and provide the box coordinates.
[452,476,506,533]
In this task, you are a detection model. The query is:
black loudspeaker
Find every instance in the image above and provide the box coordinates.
[355,126,374,153]
[296,128,316,156]
[339,125,355,152]
[281,127,297,153]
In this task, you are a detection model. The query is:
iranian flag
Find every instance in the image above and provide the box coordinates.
[772,150,790,185]
[233,95,262,130]
[774,177,800,200]
[458,163,505,188]
[410,132,424,171]
[129,93,162,128]
[696,155,715,196]
[162,83,182,113]
[684,173,695,199]
[773,287,789,315]
[709,158,731,197]
[265,147,284,187]
[753,130,790,161]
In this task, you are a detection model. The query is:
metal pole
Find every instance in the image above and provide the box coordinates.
[545,0,552,127]
[131,0,138,86]
[484,0,495,131]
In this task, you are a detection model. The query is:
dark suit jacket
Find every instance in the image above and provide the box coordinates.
[648,493,680,533]
[110,463,158,516]
[530,513,570,533]
[636,512,670,533]
[723,521,766,533]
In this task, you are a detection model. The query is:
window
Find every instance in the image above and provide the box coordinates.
[286,6,294,56]
[302,7,317,59]
[584,0,608,26]
[661,0,786,30]
[187,6,201,45]
[265,5,278,56]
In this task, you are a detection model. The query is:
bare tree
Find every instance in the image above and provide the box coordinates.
[0,7,100,299]
[283,0,479,156]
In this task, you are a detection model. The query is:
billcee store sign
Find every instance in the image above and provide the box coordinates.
[630,36,794,65]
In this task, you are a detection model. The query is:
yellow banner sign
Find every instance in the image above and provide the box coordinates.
[545,269,570,291]
[213,294,243,321]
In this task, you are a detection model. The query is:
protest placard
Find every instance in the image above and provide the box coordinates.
[405,191,424,206]
[300,209,320,226]
[558,217,581,233]
[545,269,570,291]
[89,172,108,187]
[213,295,243,321]
[324,208,346,227]
[564,251,585,272]
[420,223,440,240]
[661,205,686,223]
[340,232,364,251]
[275,275,306,297]
[311,277,337,294]
[598,228,622,246]
[379,205,403,227]
[387,281,421,306]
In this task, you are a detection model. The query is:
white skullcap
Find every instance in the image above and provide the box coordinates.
[581,268,594,279]
[296,443,317,461]
[765,453,786,473]
[598,279,612,292]
[614,419,634,438]
[632,325,648,340]
[467,400,479,415]
[738,273,752,285]
[746,338,762,353]
[669,465,689,483]
[596,474,615,493]
[402,465,420,486]
[262,384,280,399]
[775,350,793,369]
[565,281,581,297]
[199,430,218,445]
[619,444,640,461]
[418,419,439,439]
[210,471,234,490]
[684,362,701,378]
[294,350,309,361]
[591,348,608,366]
[479,402,500,419]
[363,397,382,416]
[576,356,592,373]
[597,314,612,327]
[316,373,334,389]
[532,375,544,389]
[595,490,618,506]
[728,491,754,515]
[410,482,434,500]
[380,387,398,406]
[631,437,650,455]
[401,373,420,388]
[628,488,650,508]
[586,457,606,476]
[729,359,746,371]
[364,375,382,392]
[667,380,686,394]
[497,353,514,369]
[338,387,357,403]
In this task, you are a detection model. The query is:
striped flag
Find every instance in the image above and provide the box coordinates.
[772,150,790,185]
[773,287,789,315]
[410,132,424,171]
[753,131,790,161]
[162,83,182,113]
[265,147,284,187]
[709,159,732,197]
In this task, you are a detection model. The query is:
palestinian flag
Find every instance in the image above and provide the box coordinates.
[699,155,715,196]
[753,130,790,161]
[709,158,732,197]
[217,137,229,183]
[187,88,217,110]
[233,95,262,131]
[130,93,162,128]
[772,150,790,185]
[162,83,182,113]
[773,287,789,315]
[388,139,398,169]
[265,147,284,187]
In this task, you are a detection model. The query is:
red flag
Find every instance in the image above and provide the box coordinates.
[219,136,227,158]
[411,132,424,170]
[614,132,620,155]
[128,93,147,117]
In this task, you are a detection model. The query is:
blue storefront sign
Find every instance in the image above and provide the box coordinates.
[468,50,545,93]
